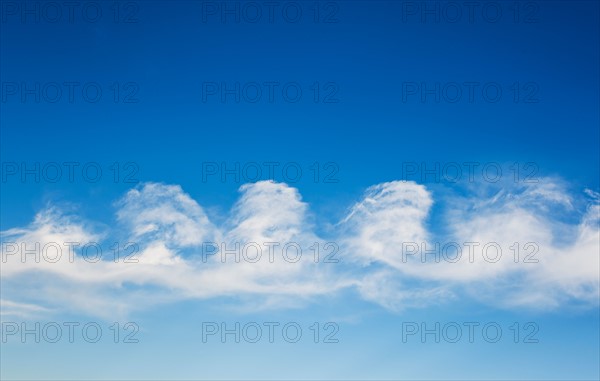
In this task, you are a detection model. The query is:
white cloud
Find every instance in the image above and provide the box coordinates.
[1,181,345,318]
[341,179,599,310]
[116,182,219,247]
[339,180,432,268]
[355,270,455,312]
[0,300,52,320]
[1,179,598,318]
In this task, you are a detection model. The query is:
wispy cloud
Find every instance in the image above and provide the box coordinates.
[1,179,598,319]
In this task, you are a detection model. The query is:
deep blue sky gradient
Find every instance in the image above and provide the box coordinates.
[2,1,599,226]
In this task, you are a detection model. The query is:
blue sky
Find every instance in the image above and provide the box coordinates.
[1,1,599,380]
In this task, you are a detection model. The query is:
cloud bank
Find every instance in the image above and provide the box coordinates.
[1,179,598,318]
